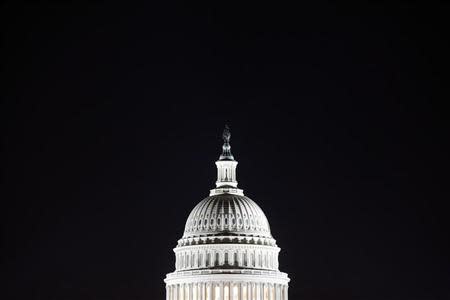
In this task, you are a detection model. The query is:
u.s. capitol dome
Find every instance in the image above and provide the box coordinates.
[165,126,290,300]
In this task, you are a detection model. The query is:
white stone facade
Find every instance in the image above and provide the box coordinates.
[165,127,289,300]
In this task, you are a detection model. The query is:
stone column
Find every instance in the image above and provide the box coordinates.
[207,283,211,300]
[220,282,224,300]
[200,283,204,300]
[203,282,207,300]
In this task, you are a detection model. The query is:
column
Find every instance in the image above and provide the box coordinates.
[196,283,200,300]
[221,282,225,300]
[252,283,256,300]
[200,283,203,300]
[206,283,211,300]
[225,282,230,300]
[203,283,206,300]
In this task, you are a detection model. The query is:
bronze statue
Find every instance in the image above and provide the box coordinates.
[223,124,231,143]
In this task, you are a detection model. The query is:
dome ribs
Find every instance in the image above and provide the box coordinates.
[181,194,274,245]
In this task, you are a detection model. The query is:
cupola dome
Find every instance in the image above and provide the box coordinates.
[183,194,272,239]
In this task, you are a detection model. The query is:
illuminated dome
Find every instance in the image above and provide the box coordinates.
[165,126,290,300]
[183,194,272,238]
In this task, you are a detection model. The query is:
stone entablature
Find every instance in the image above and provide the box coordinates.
[177,235,277,247]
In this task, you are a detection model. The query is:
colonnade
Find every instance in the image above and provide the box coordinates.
[175,248,279,270]
[166,282,288,300]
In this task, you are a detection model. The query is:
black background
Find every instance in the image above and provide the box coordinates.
[2,2,450,300]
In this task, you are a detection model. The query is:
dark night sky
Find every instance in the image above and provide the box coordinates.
[2,2,450,300]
